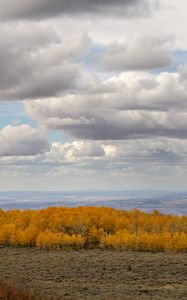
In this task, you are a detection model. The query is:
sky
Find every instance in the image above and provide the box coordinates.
[1,0,187,191]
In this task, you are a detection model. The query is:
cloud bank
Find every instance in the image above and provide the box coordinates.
[25,66,187,140]
[0,0,158,21]
[1,0,187,191]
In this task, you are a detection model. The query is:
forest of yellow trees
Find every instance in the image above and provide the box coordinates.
[0,206,186,252]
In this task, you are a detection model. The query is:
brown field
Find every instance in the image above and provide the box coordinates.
[0,247,186,300]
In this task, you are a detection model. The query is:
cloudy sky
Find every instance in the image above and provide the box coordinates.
[1,0,187,191]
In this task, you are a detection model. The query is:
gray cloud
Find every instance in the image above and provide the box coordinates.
[0,25,175,103]
[0,25,91,100]
[97,35,173,71]
[0,0,158,21]
[25,68,187,140]
[25,101,187,140]
[0,125,49,156]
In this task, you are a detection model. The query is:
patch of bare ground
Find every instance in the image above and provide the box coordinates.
[0,247,186,300]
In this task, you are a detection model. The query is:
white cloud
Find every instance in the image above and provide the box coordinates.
[0,125,49,156]
[43,138,187,165]
[45,141,105,163]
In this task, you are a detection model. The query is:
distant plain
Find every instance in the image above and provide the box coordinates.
[0,190,187,215]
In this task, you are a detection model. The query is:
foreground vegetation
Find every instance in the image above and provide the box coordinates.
[0,207,186,252]
[0,248,186,299]
[0,280,46,300]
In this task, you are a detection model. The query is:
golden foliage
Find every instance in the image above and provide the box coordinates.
[0,206,186,252]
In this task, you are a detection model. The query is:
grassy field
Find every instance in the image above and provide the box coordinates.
[0,247,186,300]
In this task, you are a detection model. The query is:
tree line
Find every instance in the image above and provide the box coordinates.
[0,207,186,252]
